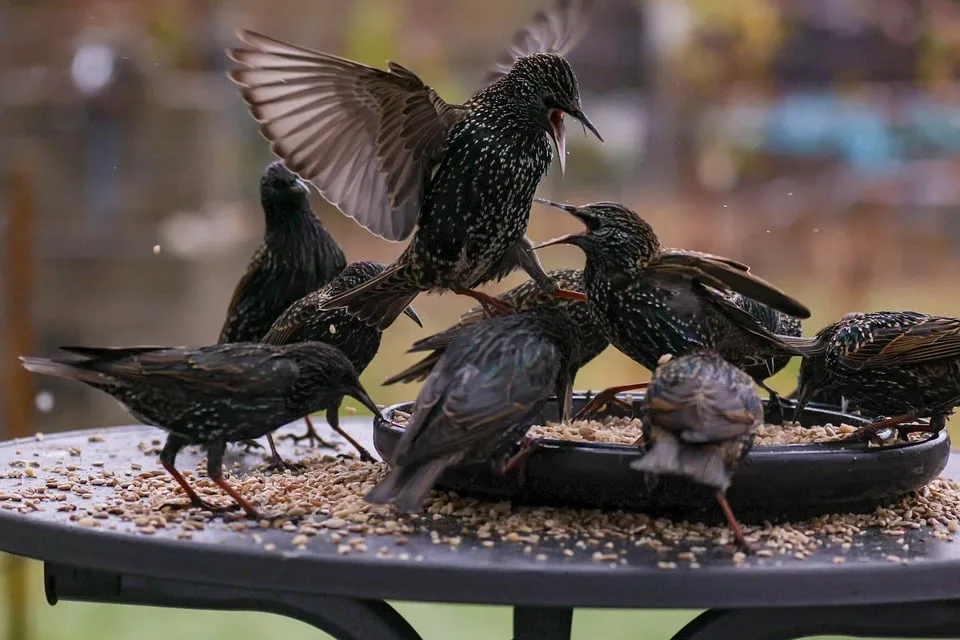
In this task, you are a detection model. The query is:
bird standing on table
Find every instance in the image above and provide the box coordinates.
[632,353,763,552]
[795,311,960,441]
[218,161,347,464]
[366,311,581,513]
[21,342,381,520]
[533,200,815,418]
[382,269,605,422]
[261,260,422,460]
[227,0,603,330]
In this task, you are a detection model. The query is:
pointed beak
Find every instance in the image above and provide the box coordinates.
[531,199,591,252]
[402,305,423,328]
[349,385,383,421]
[793,380,815,423]
[547,109,567,175]
[569,107,603,144]
[532,234,583,251]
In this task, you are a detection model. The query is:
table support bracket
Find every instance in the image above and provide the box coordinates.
[44,562,423,640]
[672,601,960,640]
[513,605,573,640]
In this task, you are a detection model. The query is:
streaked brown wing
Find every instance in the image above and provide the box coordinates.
[655,250,811,319]
[661,247,751,273]
[228,30,467,241]
[485,0,598,85]
[840,317,960,370]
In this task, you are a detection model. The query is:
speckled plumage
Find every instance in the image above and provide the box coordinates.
[795,311,960,431]
[228,2,602,331]
[384,268,605,385]
[21,342,379,518]
[366,311,580,513]
[726,293,802,383]
[218,161,346,344]
[631,352,762,551]
[534,201,815,379]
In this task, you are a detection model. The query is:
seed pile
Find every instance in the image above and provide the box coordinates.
[3,445,957,565]
[393,410,931,447]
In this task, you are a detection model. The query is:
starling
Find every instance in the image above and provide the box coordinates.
[261,260,422,459]
[795,311,960,441]
[21,342,380,519]
[534,200,816,418]
[631,352,762,552]
[383,268,606,421]
[227,0,603,331]
[365,311,581,512]
[219,160,346,463]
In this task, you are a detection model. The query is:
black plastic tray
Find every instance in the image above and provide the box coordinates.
[373,392,951,522]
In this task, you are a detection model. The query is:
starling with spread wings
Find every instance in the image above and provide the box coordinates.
[533,200,816,418]
[21,342,380,520]
[795,311,960,440]
[227,0,603,330]
[365,311,580,513]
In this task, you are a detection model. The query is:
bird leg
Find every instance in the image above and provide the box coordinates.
[158,437,239,514]
[203,444,265,520]
[758,382,787,425]
[239,439,264,452]
[261,433,305,474]
[716,490,754,554]
[842,412,920,443]
[327,403,375,462]
[494,435,543,482]
[282,415,340,449]
[552,289,588,303]
[453,288,515,317]
[575,383,648,421]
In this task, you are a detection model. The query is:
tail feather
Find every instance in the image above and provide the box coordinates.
[382,352,442,386]
[318,263,421,331]
[20,356,106,385]
[365,458,450,513]
[631,437,731,492]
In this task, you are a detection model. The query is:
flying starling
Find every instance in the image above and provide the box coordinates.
[795,311,960,441]
[21,342,380,520]
[261,260,422,460]
[365,311,581,513]
[219,160,346,464]
[227,0,603,331]
[383,268,605,421]
[631,352,762,552]
[534,200,815,418]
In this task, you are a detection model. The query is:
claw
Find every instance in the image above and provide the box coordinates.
[575,383,647,421]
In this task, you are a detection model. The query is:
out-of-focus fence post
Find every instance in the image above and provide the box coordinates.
[2,148,38,640]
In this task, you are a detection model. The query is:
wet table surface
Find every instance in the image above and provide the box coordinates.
[1,419,959,640]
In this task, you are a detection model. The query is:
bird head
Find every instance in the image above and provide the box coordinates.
[512,53,602,175]
[532,200,661,269]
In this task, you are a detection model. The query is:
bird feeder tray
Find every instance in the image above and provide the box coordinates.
[373,393,951,523]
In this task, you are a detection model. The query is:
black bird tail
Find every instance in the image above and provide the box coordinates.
[318,263,421,331]
[365,458,450,513]
[20,356,106,385]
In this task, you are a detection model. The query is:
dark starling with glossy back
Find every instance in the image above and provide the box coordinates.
[382,268,605,421]
[21,342,381,519]
[365,310,581,513]
[227,0,603,330]
[534,200,816,417]
[795,311,960,440]
[261,260,422,459]
[631,352,762,552]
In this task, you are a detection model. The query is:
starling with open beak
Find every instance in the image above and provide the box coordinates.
[227,0,602,330]
[533,199,816,419]
[632,352,763,552]
[366,311,580,513]
[22,342,380,520]
[795,311,960,442]
[261,260,422,460]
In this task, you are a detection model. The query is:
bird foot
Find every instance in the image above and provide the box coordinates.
[337,448,376,463]
[160,496,240,515]
[576,384,646,421]
[494,436,543,483]
[263,455,305,474]
[552,288,588,303]
[453,288,515,318]
[282,430,340,450]
[239,439,264,452]
[842,413,917,444]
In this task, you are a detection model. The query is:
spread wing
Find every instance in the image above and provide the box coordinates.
[228,30,468,241]
[484,0,598,85]
[655,249,811,319]
[839,316,960,370]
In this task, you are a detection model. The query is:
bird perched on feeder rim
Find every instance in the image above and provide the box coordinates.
[21,342,382,520]
[795,310,960,443]
[261,260,422,461]
[227,0,603,331]
[218,160,347,466]
[631,352,763,553]
[382,268,606,422]
[366,310,581,513]
[532,199,815,420]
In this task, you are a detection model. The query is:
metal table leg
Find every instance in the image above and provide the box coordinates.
[513,605,573,640]
[44,563,423,640]
[672,602,960,640]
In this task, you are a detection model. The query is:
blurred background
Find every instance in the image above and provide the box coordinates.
[3,0,960,638]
